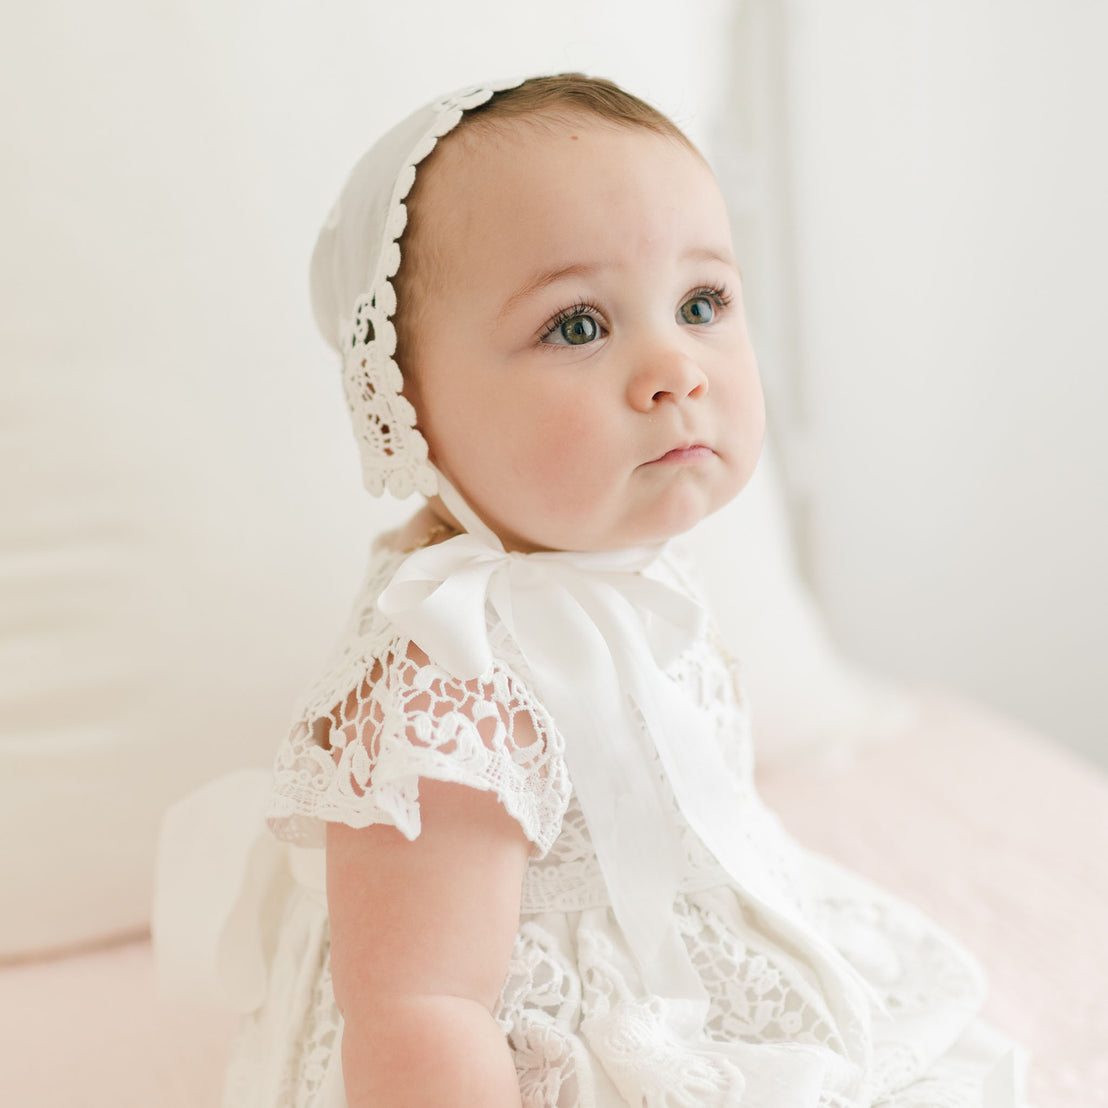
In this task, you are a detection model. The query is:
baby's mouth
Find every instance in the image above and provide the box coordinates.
[648,443,714,465]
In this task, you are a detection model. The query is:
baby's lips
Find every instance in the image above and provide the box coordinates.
[649,442,714,464]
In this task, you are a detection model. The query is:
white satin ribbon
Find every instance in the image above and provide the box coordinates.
[152,769,291,1012]
[380,505,705,999]
[379,476,881,1048]
[153,768,329,1014]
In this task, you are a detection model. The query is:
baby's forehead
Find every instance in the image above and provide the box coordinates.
[412,110,692,217]
[402,114,560,254]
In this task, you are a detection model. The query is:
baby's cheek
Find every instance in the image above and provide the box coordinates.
[524,411,610,503]
[716,367,764,465]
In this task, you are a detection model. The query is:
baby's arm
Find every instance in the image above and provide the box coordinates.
[327,777,531,1107]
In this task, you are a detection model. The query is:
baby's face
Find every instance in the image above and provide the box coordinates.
[404,115,764,552]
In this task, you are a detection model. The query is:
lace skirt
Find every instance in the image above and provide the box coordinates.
[217,863,1024,1108]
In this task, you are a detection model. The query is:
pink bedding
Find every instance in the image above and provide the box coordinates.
[2,689,1104,1107]
[759,689,1108,1108]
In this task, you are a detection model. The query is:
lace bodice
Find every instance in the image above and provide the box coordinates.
[267,537,753,901]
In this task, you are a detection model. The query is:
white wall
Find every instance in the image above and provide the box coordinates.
[753,1,1108,764]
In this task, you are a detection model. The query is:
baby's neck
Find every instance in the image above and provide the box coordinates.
[386,501,460,553]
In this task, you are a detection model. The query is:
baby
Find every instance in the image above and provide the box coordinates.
[157,75,1023,1107]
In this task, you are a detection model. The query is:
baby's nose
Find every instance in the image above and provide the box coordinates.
[628,346,709,411]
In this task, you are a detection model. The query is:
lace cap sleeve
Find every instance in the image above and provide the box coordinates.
[266,543,571,854]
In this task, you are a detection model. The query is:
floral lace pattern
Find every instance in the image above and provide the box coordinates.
[677,896,842,1051]
[342,288,434,498]
[270,645,569,855]
[268,544,570,854]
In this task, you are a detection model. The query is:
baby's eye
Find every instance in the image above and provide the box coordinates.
[679,294,718,325]
[541,310,602,346]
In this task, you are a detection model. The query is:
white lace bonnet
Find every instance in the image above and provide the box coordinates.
[308,79,524,500]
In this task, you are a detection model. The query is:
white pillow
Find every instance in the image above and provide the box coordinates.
[0,7,395,959]
[0,6,904,960]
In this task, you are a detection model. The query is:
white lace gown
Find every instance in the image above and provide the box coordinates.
[205,540,1021,1108]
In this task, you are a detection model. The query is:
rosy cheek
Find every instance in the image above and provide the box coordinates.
[521,409,604,504]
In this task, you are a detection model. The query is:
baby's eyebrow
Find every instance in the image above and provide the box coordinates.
[497,263,600,321]
[683,246,739,269]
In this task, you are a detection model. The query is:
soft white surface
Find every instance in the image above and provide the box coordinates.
[0,2,899,958]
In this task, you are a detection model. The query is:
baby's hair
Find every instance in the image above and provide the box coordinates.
[459,73,698,152]
[393,74,699,374]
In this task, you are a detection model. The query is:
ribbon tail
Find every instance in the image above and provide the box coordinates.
[152,769,292,1013]
[507,575,702,1003]
[582,581,883,1057]
[629,653,885,1046]
[602,569,707,670]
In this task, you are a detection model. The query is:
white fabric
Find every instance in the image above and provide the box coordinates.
[152,771,293,1013]
[155,532,1021,1107]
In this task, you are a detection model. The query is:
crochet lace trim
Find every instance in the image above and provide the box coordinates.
[269,644,571,857]
[340,83,521,498]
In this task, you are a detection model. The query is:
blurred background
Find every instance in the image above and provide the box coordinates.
[2,0,1105,958]
[728,2,1108,770]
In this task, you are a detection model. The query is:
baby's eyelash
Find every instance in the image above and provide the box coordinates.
[690,284,734,309]
[537,285,735,345]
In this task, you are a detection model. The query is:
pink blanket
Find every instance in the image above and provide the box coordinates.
[758,689,1108,1108]
[1,689,1104,1107]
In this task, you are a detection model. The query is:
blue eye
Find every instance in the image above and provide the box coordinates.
[542,309,602,346]
[679,295,716,325]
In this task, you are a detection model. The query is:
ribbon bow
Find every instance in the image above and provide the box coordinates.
[379,529,712,994]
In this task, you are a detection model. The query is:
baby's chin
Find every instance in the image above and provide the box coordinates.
[509,504,728,554]
[619,488,743,549]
